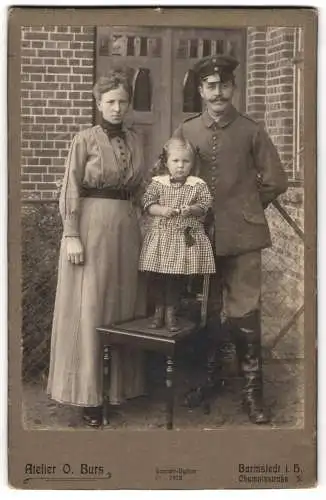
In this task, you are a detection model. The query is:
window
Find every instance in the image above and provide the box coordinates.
[98,33,162,58]
[183,70,202,113]
[133,68,152,111]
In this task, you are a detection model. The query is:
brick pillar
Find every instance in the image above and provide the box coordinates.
[246,27,267,124]
[265,27,295,174]
[21,26,95,200]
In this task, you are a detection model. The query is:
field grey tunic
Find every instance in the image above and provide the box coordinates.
[47,124,147,407]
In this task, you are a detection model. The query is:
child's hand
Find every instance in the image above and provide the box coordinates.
[161,207,179,218]
[180,205,192,217]
[147,204,179,217]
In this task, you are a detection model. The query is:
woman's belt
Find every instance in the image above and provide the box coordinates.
[80,187,133,200]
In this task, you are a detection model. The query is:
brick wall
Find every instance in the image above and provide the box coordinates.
[246,27,303,294]
[21,26,95,200]
[265,27,295,170]
[246,27,267,124]
[246,26,296,176]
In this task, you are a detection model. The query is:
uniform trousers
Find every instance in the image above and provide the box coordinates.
[194,249,270,424]
[205,249,263,381]
[207,250,262,325]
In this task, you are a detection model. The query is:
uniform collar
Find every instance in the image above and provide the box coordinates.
[202,104,238,129]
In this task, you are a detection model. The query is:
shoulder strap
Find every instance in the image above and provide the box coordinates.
[183,113,202,123]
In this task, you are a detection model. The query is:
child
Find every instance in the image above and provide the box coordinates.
[139,137,216,332]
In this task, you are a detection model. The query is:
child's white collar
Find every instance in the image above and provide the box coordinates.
[152,175,205,187]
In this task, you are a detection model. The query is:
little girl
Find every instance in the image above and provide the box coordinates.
[139,137,216,332]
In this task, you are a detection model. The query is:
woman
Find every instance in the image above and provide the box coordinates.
[47,70,147,427]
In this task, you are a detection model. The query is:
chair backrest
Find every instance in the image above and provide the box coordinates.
[180,275,210,328]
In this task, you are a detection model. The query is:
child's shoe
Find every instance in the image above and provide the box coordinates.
[149,305,164,329]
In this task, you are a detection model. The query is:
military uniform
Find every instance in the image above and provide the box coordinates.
[174,105,288,317]
[175,55,288,423]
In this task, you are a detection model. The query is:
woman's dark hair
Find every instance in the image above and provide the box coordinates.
[92,69,133,102]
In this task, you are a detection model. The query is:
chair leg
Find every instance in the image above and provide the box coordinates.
[102,345,110,427]
[166,355,175,430]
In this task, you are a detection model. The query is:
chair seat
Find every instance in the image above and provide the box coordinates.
[97,316,197,355]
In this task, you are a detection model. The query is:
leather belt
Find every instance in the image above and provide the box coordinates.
[80,187,133,200]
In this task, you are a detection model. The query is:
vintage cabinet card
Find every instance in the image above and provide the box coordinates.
[8,6,317,489]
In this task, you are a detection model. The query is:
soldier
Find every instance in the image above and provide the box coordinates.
[174,54,288,424]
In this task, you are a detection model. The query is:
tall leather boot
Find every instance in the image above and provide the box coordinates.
[183,319,226,411]
[231,312,270,425]
[205,322,227,395]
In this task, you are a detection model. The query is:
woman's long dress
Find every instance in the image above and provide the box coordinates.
[47,124,147,407]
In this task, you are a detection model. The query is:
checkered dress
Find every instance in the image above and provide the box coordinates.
[139,175,216,275]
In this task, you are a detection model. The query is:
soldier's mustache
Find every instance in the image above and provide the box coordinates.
[211,98,228,103]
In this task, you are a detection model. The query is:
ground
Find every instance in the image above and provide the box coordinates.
[23,357,304,431]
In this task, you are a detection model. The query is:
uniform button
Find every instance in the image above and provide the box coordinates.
[212,156,216,161]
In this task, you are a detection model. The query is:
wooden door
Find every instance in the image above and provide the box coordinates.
[96,27,246,171]
[96,26,170,172]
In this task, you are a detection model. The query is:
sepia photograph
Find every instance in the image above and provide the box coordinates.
[21,20,305,431]
[7,6,317,490]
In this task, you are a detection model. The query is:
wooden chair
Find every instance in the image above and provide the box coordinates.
[97,275,210,430]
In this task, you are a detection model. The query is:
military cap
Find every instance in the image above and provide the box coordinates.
[193,54,239,81]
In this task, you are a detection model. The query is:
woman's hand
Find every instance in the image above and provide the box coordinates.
[66,237,84,265]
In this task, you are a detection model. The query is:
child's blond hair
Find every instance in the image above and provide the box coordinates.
[153,136,200,176]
